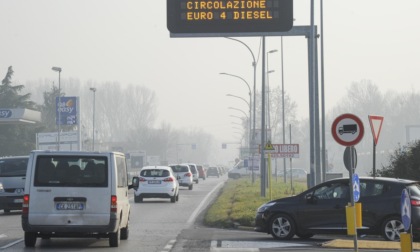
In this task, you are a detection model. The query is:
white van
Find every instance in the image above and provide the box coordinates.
[21,151,133,247]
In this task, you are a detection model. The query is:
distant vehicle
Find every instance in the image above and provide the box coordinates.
[255,177,420,241]
[339,124,357,135]
[22,151,133,247]
[279,168,308,179]
[183,163,199,184]
[228,160,259,179]
[197,165,207,180]
[0,156,29,213]
[207,167,220,178]
[168,164,193,190]
[132,166,179,203]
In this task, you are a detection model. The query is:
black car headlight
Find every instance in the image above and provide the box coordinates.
[257,202,276,213]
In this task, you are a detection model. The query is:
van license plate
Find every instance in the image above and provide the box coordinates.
[148,180,161,184]
[14,199,23,203]
[56,202,84,210]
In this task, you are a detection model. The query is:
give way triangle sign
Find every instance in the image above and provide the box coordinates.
[368,115,384,146]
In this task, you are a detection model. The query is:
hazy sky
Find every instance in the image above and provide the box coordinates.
[1,0,420,144]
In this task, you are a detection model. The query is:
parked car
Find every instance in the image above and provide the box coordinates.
[132,166,179,203]
[279,168,308,179]
[0,156,29,213]
[183,163,199,184]
[255,177,420,241]
[22,151,133,247]
[207,167,220,178]
[168,164,193,190]
[197,165,207,180]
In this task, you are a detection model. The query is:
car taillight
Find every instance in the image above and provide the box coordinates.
[139,177,146,182]
[185,173,192,177]
[22,194,29,215]
[411,199,420,206]
[111,195,117,213]
[164,177,174,182]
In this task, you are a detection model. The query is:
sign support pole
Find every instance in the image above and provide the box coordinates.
[349,146,358,252]
[373,140,376,177]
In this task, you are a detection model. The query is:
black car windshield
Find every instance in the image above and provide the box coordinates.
[0,157,28,177]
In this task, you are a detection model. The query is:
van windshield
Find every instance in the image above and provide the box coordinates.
[34,156,108,187]
[0,157,28,177]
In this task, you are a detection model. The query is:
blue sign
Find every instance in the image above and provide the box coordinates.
[56,96,78,125]
[352,174,360,202]
[401,189,411,232]
[0,109,12,118]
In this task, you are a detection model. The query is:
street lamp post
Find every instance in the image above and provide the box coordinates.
[52,66,62,151]
[226,93,250,146]
[89,87,97,151]
[267,49,277,141]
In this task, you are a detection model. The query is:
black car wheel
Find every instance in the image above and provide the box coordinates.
[134,195,143,203]
[382,216,404,241]
[269,213,296,240]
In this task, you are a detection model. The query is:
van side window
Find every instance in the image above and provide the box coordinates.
[116,157,127,187]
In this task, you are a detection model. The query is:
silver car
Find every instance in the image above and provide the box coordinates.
[169,164,193,190]
[0,156,28,213]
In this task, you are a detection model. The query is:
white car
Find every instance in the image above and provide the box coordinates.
[183,163,199,184]
[169,164,194,190]
[132,166,179,203]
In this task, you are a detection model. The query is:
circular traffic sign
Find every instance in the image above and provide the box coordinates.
[343,146,357,171]
[331,113,365,146]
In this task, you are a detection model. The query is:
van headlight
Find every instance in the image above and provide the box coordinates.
[0,182,4,193]
[257,202,276,213]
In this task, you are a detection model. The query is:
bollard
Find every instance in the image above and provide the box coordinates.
[355,202,362,228]
[400,232,412,252]
[346,204,355,235]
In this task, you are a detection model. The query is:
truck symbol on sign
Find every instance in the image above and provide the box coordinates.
[339,124,357,135]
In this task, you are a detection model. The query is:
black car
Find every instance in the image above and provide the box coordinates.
[255,177,420,241]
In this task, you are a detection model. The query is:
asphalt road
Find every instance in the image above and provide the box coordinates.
[1,174,417,251]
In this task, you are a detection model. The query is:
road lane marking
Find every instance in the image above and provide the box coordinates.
[161,239,176,252]
[187,181,225,225]
[0,234,6,239]
[0,238,23,249]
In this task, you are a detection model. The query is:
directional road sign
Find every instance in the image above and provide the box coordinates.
[401,189,411,232]
[332,113,365,146]
[352,174,360,202]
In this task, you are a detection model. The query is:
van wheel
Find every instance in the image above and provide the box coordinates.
[188,184,193,190]
[176,193,179,201]
[120,225,129,240]
[109,229,120,247]
[134,195,142,203]
[171,195,176,203]
[24,232,37,247]
[4,209,10,213]
[196,179,199,184]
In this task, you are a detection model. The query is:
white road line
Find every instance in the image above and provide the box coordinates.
[161,239,176,252]
[187,181,225,225]
[0,234,7,239]
[0,238,23,249]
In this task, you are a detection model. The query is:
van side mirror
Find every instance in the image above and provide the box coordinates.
[132,177,139,190]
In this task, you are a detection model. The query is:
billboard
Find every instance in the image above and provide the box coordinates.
[56,96,77,125]
[167,0,293,34]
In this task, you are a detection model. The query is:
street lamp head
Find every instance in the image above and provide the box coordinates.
[267,70,275,74]
[51,67,62,72]
[268,49,278,54]
[90,87,97,92]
